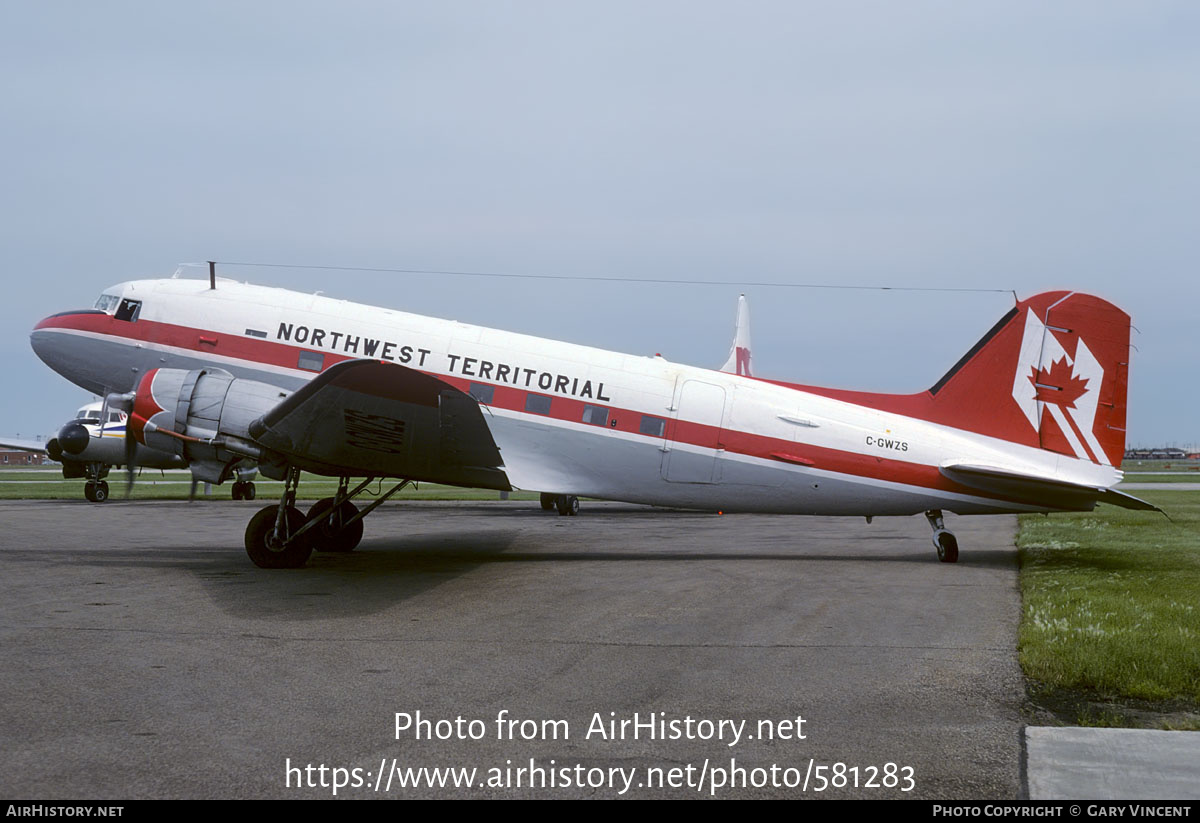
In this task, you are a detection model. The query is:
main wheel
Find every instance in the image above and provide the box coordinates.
[936,532,959,564]
[244,482,256,501]
[93,481,109,502]
[84,482,97,502]
[306,497,364,553]
[245,505,313,569]
[231,482,243,501]
[539,493,556,512]
[555,495,580,516]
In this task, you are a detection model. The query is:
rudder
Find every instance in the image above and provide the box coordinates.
[929,291,1131,466]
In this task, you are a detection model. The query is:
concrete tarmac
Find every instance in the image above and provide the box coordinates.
[0,500,1025,799]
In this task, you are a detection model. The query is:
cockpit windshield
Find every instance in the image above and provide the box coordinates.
[94,293,120,314]
[74,406,101,424]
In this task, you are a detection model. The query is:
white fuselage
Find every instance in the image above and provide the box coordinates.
[32,278,1121,516]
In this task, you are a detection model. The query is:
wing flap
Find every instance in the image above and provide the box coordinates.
[940,462,1163,513]
[248,360,510,490]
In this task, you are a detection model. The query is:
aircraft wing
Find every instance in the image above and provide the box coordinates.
[247,359,510,490]
[939,462,1162,513]
[0,437,48,454]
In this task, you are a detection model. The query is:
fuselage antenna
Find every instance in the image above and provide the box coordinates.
[208,261,216,290]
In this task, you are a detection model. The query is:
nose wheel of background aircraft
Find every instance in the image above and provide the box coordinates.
[925,509,959,563]
[555,495,580,516]
[84,480,110,503]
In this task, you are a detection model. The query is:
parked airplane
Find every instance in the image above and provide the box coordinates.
[2,401,257,502]
[30,271,1156,568]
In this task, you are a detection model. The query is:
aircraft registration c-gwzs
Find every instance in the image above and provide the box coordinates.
[30,272,1157,568]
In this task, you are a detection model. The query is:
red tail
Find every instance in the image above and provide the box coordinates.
[776,292,1132,466]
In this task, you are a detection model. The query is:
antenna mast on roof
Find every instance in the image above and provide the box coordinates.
[208,261,216,290]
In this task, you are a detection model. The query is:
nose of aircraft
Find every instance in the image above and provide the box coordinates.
[57,422,90,456]
[30,310,121,396]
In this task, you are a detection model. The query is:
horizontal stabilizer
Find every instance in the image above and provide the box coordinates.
[248,359,510,490]
[940,463,1163,513]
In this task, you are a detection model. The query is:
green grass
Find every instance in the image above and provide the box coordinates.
[1119,474,1200,483]
[0,469,537,502]
[1018,490,1200,719]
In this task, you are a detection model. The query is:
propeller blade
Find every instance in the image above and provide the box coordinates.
[108,393,137,498]
[124,426,137,498]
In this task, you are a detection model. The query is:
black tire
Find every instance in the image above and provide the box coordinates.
[84,482,97,503]
[936,532,959,564]
[539,493,556,512]
[231,482,243,501]
[555,495,580,516]
[245,505,313,569]
[244,482,256,501]
[306,497,363,553]
[94,481,109,502]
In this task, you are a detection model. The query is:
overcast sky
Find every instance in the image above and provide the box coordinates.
[2,2,1196,447]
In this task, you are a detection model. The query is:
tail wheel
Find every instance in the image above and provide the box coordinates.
[936,532,959,564]
[245,505,313,569]
[306,497,364,553]
[555,495,580,516]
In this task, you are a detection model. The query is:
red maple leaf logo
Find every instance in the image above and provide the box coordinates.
[1029,358,1090,408]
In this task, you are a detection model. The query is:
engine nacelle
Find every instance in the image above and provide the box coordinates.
[129,368,291,483]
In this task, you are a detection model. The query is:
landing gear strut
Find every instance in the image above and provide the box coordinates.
[925,509,959,563]
[307,477,365,553]
[243,471,412,568]
[245,467,312,569]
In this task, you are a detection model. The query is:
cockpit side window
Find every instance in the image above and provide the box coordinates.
[115,298,142,322]
[94,294,120,314]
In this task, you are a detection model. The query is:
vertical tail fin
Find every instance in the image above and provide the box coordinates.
[927,292,1131,466]
[720,294,753,377]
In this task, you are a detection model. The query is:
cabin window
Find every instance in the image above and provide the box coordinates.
[297,351,324,372]
[469,383,494,404]
[115,298,141,322]
[582,405,609,426]
[639,415,666,437]
[524,394,552,415]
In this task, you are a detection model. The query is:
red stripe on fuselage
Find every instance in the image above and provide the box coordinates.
[37,312,1029,507]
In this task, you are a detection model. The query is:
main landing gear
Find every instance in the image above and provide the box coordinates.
[231,480,256,500]
[925,509,959,563]
[540,492,579,516]
[243,469,411,569]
